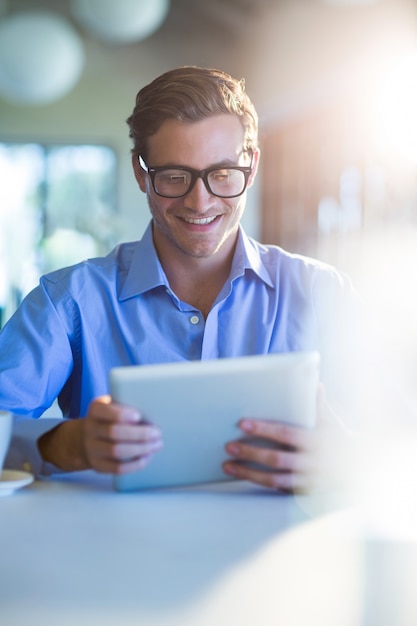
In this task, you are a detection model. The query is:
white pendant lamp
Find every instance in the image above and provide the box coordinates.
[71,0,170,44]
[321,0,380,5]
[0,11,85,106]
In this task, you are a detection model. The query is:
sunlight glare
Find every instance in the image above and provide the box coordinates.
[375,52,417,164]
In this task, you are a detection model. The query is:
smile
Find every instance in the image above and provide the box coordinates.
[182,216,218,225]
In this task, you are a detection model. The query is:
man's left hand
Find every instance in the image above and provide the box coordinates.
[223,387,352,493]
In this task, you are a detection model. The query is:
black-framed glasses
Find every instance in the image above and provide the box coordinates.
[138,155,253,198]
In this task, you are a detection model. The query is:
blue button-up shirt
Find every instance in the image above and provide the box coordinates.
[0,222,361,475]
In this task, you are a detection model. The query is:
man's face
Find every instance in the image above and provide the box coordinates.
[133,114,259,262]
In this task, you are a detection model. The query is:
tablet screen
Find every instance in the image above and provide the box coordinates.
[110,351,320,491]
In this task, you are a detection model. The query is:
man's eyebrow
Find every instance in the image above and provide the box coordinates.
[154,158,241,169]
[211,158,241,168]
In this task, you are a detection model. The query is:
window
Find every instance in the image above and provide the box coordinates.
[0,142,117,327]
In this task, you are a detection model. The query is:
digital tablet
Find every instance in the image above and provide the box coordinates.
[110,351,320,492]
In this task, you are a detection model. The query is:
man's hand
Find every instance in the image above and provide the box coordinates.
[82,396,163,474]
[38,396,163,474]
[223,387,352,493]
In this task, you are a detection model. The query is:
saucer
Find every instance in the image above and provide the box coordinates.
[0,469,34,496]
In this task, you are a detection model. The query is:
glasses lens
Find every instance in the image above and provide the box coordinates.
[207,169,246,197]
[152,167,248,198]
[154,169,192,197]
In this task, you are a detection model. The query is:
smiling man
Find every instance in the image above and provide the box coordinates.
[0,67,363,492]
[133,114,259,318]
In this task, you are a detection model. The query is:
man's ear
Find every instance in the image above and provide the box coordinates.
[131,153,147,193]
[247,148,260,189]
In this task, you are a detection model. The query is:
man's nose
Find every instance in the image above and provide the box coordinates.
[182,176,215,210]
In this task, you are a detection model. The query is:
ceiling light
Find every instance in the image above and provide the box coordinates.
[0,11,84,105]
[71,0,170,44]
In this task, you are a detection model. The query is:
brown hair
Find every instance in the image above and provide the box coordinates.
[126,66,258,159]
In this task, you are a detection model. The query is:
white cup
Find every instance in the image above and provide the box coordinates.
[0,411,12,475]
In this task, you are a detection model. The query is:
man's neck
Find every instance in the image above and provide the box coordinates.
[153,230,238,318]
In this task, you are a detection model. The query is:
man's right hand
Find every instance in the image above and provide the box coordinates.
[38,395,163,474]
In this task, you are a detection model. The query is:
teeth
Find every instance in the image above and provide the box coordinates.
[183,216,217,225]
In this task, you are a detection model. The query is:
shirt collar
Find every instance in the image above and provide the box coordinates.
[230,227,274,288]
[119,222,168,301]
[119,221,274,301]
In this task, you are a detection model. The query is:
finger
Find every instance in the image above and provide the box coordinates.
[82,399,163,472]
[86,436,163,473]
[223,461,308,493]
[93,438,163,463]
[85,397,162,443]
[88,396,143,424]
[225,441,309,473]
[238,419,312,451]
[92,452,156,475]
[92,421,162,444]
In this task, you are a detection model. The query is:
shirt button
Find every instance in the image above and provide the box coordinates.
[189,315,200,325]
[23,461,32,473]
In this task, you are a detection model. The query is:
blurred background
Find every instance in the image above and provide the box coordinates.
[0,0,416,404]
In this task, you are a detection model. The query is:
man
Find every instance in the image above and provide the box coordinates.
[0,66,362,492]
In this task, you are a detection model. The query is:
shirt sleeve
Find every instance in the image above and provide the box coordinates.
[5,415,69,476]
[310,266,368,429]
[0,280,75,476]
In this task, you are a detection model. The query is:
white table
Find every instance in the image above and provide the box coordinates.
[0,471,416,626]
